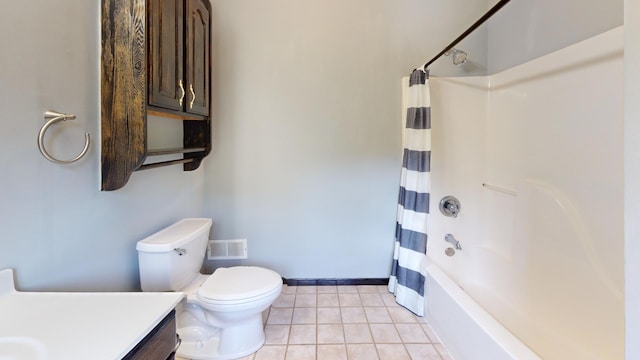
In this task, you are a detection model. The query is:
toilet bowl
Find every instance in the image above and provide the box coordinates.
[177,267,282,359]
[136,218,283,360]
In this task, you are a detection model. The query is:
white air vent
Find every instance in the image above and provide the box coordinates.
[207,239,248,260]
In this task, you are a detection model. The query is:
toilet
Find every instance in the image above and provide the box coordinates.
[136,218,282,360]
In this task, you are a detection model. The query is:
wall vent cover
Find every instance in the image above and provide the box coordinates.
[207,239,248,260]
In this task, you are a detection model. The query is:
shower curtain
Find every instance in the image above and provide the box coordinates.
[388,69,431,316]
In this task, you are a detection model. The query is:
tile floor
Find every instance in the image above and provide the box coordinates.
[238,284,453,360]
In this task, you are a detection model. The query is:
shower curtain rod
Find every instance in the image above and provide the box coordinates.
[421,0,511,71]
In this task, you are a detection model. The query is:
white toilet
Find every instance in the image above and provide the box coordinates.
[136,218,283,360]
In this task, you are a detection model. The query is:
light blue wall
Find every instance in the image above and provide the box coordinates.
[428,0,624,76]
[487,0,623,74]
[202,0,488,278]
[0,0,206,291]
[0,0,499,290]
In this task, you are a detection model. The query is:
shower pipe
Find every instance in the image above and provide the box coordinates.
[420,0,511,71]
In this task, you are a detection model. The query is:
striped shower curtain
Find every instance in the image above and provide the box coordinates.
[388,69,431,316]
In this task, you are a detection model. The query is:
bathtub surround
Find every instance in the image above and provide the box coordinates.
[388,70,431,317]
[428,27,624,359]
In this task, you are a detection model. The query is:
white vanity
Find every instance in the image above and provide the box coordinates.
[0,269,183,359]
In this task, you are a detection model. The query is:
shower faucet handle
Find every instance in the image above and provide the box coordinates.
[446,203,459,213]
[439,196,461,218]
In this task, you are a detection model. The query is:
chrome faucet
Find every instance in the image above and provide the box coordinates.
[439,196,461,218]
[445,234,462,250]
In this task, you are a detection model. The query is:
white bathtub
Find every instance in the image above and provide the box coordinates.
[424,262,540,360]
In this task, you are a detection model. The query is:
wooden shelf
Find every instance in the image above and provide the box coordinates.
[137,159,195,171]
[146,147,207,156]
[148,107,208,121]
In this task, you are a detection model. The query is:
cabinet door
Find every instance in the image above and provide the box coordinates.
[185,0,210,116]
[123,311,177,359]
[148,0,184,111]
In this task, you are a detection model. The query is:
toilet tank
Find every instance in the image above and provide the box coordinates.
[136,218,212,292]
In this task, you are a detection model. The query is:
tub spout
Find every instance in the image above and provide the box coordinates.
[445,234,462,250]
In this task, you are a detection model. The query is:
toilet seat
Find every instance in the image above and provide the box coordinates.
[197,266,282,305]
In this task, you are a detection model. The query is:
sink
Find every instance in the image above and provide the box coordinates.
[0,337,47,360]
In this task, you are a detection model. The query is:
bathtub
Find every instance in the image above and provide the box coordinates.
[424,261,540,360]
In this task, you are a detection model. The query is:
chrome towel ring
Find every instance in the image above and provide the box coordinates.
[37,110,90,164]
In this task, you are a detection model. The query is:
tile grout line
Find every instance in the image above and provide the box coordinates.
[262,285,452,360]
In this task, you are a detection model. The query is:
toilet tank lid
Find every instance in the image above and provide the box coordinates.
[136,218,212,252]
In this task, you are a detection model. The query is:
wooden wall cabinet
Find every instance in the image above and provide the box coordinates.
[101,0,211,191]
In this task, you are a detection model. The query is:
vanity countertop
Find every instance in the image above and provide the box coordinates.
[0,269,183,360]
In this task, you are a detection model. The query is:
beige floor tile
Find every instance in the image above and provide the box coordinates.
[337,285,358,294]
[317,324,345,344]
[286,345,316,360]
[360,293,385,306]
[317,344,347,360]
[376,285,390,293]
[289,324,317,344]
[347,343,380,360]
[414,314,428,324]
[273,294,296,308]
[317,307,342,324]
[364,307,392,323]
[317,293,339,307]
[340,307,367,323]
[317,285,338,294]
[381,293,400,307]
[264,324,290,345]
[420,323,440,343]
[267,308,293,325]
[404,344,442,360]
[343,323,373,344]
[256,285,453,360]
[338,293,362,307]
[369,324,402,343]
[387,307,418,323]
[295,294,318,307]
[376,344,410,360]
[395,323,429,343]
[292,307,317,324]
[356,285,380,293]
[297,286,317,294]
[254,345,287,360]
[263,308,271,325]
[283,286,297,295]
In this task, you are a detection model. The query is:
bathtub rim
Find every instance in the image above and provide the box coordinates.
[425,261,541,360]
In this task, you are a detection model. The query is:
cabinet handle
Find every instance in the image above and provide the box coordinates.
[174,333,182,353]
[178,80,185,106]
[189,84,196,109]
